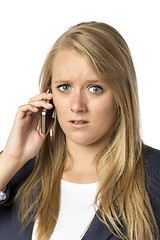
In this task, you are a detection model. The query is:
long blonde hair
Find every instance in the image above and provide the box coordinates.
[15,22,159,240]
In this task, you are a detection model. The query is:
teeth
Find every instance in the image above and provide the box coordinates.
[73,121,86,124]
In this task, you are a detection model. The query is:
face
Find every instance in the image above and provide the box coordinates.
[51,47,116,148]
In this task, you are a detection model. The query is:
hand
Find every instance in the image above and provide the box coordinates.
[3,92,54,167]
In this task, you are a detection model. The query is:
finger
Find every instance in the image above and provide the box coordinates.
[30,100,53,110]
[25,109,41,117]
[29,93,53,103]
[17,104,39,118]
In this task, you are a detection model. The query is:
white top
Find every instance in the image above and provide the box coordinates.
[32,180,98,240]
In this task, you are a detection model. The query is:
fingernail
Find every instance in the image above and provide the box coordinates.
[47,88,52,94]
[47,103,52,106]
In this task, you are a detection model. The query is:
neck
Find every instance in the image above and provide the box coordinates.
[62,146,98,183]
[62,138,108,183]
[65,140,104,170]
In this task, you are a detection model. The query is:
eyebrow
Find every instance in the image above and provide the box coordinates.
[53,79,101,84]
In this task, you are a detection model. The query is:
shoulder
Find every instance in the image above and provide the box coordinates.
[143,145,160,195]
[143,146,160,227]
[143,145,160,176]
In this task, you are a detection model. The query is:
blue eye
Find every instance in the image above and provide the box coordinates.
[89,85,103,94]
[57,84,70,92]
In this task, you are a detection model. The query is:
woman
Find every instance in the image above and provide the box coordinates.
[0,21,160,240]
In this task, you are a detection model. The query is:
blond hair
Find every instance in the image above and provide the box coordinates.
[16,22,159,240]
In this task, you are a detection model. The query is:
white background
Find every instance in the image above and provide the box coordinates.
[0,0,159,150]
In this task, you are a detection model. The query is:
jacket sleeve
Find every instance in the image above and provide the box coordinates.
[0,152,36,206]
[144,146,160,231]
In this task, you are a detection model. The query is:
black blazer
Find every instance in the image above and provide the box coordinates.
[0,146,160,240]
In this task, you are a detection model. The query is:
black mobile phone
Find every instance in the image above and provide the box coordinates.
[41,93,55,134]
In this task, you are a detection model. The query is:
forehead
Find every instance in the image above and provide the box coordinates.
[52,48,99,81]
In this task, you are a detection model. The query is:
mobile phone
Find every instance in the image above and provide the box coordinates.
[41,93,55,134]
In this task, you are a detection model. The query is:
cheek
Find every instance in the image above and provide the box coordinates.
[105,101,116,118]
[93,97,116,124]
[98,108,115,129]
[53,92,67,112]
[53,96,69,122]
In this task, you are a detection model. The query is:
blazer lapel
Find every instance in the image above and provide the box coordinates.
[81,213,113,240]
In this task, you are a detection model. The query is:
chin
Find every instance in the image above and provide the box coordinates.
[67,133,104,147]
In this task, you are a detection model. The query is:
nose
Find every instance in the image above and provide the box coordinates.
[70,92,87,113]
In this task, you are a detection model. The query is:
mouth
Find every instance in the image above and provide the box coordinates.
[69,120,89,128]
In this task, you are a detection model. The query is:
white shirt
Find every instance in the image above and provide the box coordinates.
[32,179,98,240]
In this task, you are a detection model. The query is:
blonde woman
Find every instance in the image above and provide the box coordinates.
[0,22,160,240]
